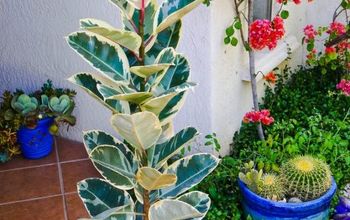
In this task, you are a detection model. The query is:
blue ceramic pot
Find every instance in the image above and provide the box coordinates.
[238,179,337,220]
[17,117,54,159]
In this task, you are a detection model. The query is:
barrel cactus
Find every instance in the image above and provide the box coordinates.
[259,173,285,201]
[281,155,332,201]
[66,0,219,219]
[11,94,38,115]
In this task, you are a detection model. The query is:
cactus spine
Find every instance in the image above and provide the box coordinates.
[281,155,332,201]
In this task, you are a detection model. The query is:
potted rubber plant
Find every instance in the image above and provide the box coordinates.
[66,0,219,219]
[3,80,76,160]
[238,156,337,220]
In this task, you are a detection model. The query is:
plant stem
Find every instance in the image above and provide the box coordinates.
[248,0,265,140]
[139,0,146,91]
[143,190,151,220]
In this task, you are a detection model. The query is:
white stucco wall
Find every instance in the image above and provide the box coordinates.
[0,0,341,155]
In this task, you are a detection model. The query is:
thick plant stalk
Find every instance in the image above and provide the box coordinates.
[138,0,151,219]
[248,0,265,140]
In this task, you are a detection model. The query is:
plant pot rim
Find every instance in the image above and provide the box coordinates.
[238,177,337,211]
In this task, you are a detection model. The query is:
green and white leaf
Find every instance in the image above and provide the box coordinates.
[80,19,141,53]
[109,0,135,21]
[157,122,174,144]
[149,199,203,220]
[156,0,203,33]
[67,32,130,83]
[90,145,137,190]
[125,0,151,9]
[83,130,135,166]
[177,191,211,219]
[68,73,128,114]
[77,178,135,218]
[148,127,198,169]
[111,112,162,150]
[130,64,173,78]
[158,92,187,124]
[122,0,158,50]
[153,54,190,94]
[147,21,182,63]
[159,153,220,199]
[136,167,177,191]
[107,92,153,104]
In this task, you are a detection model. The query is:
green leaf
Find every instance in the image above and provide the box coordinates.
[149,199,203,220]
[136,167,177,190]
[148,127,199,169]
[130,64,173,78]
[109,0,135,20]
[77,178,134,218]
[234,21,242,30]
[111,112,162,150]
[146,21,182,64]
[90,145,137,190]
[80,18,142,53]
[107,92,153,104]
[141,82,196,116]
[158,92,186,124]
[225,26,234,36]
[159,153,220,199]
[224,37,230,45]
[281,10,289,19]
[83,130,135,166]
[177,191,211,216]
[230,37,238,46]
[68,73,129,113]
[67,32,130,83]
[156,0,203,33]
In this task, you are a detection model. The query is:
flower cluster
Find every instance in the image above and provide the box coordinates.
[249,16,285,50]
[264,72,277,84]
[276,0,313,4]
[243,110,275,125]
[304,25,317,40]
[337,79,350,96]
[327,22,346,36]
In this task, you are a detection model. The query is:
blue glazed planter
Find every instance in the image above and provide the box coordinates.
[239,179,337,220]
[17,117,54,159]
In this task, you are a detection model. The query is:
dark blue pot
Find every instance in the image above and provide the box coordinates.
[239,178,337,220]
[17,117,54,159]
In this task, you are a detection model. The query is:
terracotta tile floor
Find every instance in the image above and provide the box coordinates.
[0,137,100,220]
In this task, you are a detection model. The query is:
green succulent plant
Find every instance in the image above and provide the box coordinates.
[11,94,38,115]
[239,162,263,193]
[281,155,332,201]
[259,173,285,201]
[48,95,73,114]
[66,0,218,219]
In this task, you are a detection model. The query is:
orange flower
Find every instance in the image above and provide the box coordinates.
[264,72,277,84]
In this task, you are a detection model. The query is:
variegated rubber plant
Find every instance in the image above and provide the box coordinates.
[66,0,219,219]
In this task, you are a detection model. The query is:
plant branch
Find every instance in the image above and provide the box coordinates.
[233,0,246,45]
[247,0,265,140]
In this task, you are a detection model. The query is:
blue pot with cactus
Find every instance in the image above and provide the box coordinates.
[239,156,337,220]
[17,117,54,159]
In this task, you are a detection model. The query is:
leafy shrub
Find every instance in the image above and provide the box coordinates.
[197,66,350,219]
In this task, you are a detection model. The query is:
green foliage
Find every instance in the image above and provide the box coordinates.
[193,157,243,220]
[281,155,332,201]
[205,132,221,152]
[66,0,219,219]
[11,94,38,115]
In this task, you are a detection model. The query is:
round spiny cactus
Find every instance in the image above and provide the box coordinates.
[258,173,285,201]
[281,156,332,201]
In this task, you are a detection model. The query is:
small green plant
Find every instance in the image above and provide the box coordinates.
[259,173,285,201]
[205,132,222,153]
[281,155,332,201]
[11,94,38,115]
[239,161,263,193]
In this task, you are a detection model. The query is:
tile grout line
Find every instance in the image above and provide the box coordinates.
[55,138,69,220]
[0,194,63,206]
[0,162,57,173]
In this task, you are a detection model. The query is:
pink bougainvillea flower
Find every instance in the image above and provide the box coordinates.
[243,110,275,125]
[304,25,317,40]
[276,0,313,4]
[337,79,350,96]
[264,72,277,84]
[249,16,285,51]
[327,22,346,36]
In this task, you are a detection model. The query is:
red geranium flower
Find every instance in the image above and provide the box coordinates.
[264,72,277,84]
